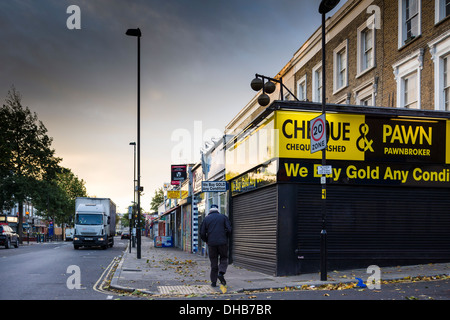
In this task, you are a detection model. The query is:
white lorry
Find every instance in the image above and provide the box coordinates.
[73,197,116,250]
[65,228,74,241]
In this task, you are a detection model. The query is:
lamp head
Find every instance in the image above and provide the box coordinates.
[319,0,340,14]
[251,77,264,91]
[264,81,276,94]
[258,94,270,106]
[126,28,142,37]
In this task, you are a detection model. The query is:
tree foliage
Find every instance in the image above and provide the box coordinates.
[150,187,164,212]
[33,168,88,226]
[0,87,87,239]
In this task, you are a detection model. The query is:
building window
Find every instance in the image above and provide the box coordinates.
[312,62,322,103]
[357,15,376,76]
[392,48,423,109]
[354,79,376,106]
[403,72,418,108]
[297,75,307,101]
[333,40,348,93]
[362,29,373,70]
[428,30,450,110]
[360,96,372,106]
[436,0,450,23]
[444,55,450,110]
[398,0,421,48]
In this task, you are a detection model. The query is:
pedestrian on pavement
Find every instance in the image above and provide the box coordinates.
[200,204,232,287]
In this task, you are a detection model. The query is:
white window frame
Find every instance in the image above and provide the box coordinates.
[428,30,450,110]
[357,15,376,77]
[284,92,291,101]
[398,0,422,49]
[333,40,348,94]
[403,72,419,109]
[312,62,322,103]
[435,0,450,24]
[354,79,376,106]
[334,93,350,105]
[392,48,423,109]
[297,75,307,101]
[443,55,450,110]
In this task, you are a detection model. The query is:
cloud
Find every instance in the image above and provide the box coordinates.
[1,0,344,212]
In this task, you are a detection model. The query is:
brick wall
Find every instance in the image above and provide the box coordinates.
[292,0,450,111]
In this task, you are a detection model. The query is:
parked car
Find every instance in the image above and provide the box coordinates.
[0,225,19,249]
[121,230,130,239]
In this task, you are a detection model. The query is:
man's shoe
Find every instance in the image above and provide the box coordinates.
[211,282,217,287]
[218,273,226,285]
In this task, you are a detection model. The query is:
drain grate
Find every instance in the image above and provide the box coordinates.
[122,269,142,272]
[158,285,215,295]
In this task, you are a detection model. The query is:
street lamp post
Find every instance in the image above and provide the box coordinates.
[129,142,136,252]
[318,0,340,281]
[126,28,142,259]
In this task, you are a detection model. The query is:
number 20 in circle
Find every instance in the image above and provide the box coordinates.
[311,116,325,142]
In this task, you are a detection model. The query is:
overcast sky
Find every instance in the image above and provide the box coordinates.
[1,0,344,213]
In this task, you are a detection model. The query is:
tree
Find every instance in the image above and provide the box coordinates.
[33,168,88,227]
[55,168,88,226]
[150,187,164,212]
[0,87,61,241]
[120,213,130,228]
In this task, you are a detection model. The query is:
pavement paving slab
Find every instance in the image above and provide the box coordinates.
[110,236,450,296]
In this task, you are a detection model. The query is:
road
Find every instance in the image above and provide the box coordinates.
[0,237,127,300]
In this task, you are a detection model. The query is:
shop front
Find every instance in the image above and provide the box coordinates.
[226,101,450,276]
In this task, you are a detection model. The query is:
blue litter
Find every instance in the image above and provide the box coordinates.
[355,277,367,288]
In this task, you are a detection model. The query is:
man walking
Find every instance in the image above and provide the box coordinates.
[200,204,232,287]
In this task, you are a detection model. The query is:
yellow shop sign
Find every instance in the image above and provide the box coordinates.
[276,111,365,161]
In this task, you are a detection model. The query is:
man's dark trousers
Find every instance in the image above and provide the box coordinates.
[208,244,228,283]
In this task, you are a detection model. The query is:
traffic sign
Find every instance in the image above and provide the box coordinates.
[317,165,332,175]
[310,114,327,153]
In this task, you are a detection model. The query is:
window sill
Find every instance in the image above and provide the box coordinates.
[333,84,348,96]
[435,14,450,27]
[398,34,422,51]
[356,65,376,79]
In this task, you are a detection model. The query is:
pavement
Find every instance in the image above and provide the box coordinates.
[109,236,450,296]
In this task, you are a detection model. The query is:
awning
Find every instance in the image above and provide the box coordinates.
[158,205,180,220]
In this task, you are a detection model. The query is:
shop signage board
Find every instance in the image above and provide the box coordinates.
[276,110,446,163]
[167,190,188,199]
[171,164,187,185]
[277,111,364,161]
[201,181,228,192]
[230,161,277,196]
[192,167,203,194]
[278,159,450,187]
[227,107,450,189]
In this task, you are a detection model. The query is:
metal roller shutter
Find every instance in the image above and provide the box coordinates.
[232,185,278,275]
[297,184,450,264]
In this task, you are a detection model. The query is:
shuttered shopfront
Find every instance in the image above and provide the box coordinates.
[226,102,450,276]
[295,183,450,273]
[231,185,278,275]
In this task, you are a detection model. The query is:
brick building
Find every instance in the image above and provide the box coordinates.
[227,0,450,151]
[224,0,450,276]
[286,0,450,111]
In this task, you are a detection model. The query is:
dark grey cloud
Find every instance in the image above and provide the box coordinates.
[1,0,344,211]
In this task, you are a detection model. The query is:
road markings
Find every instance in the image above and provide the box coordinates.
[93,256,119,297]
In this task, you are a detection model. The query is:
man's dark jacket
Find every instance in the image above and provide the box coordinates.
[200,211,232,246]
